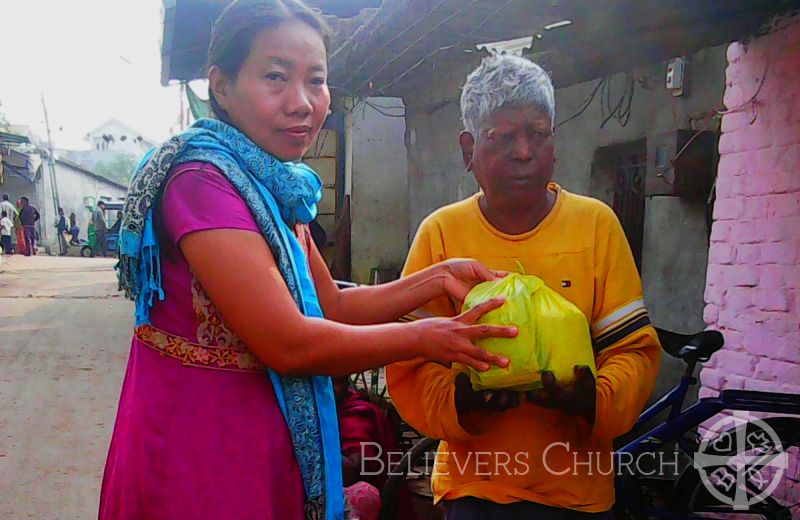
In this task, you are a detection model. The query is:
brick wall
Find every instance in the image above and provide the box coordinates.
[701,17,800,399]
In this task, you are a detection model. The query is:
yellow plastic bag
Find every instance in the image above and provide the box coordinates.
[460,273,596,391]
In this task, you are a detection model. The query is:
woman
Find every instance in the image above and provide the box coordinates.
[13,199,27,256]
[99,1,516,519]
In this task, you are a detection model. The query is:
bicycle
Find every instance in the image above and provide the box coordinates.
[614,327,800,519]
[380,328,800,519]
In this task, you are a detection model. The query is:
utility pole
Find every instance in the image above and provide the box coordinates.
[41,93,63,254]
[179,82,186,131]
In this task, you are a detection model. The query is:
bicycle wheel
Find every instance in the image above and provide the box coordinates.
[379,437,439,520]
[671,417,800,519]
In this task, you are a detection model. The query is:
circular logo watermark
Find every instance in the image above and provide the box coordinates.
[694,411,788,511]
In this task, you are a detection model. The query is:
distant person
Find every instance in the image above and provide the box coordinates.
[1,194,18,253]
[0,194,17,222]
[1,211,12,255]
[69,212,81,245]
[110,210,123,234]
[18,197,40,256]
[55,207,68,255]
[92,201,108,257]
[14,200,27,255]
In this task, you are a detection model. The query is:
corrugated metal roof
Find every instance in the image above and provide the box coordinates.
[0,131,31,146]
[328,0,798,96]
[160,0,381,85]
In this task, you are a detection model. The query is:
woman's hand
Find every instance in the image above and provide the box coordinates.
[411,297,516,371]
[439,259,506,306]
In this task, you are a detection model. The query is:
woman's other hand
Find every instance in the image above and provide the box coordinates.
[439,258,507,306]
[412,297,516,371]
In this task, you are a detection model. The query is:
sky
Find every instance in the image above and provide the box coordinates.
[0,0,184,149]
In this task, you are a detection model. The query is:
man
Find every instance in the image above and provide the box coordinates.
[0,194,17,252]
[386,54,661,519]
[0,194,17,221]
[55,207,68,255]
[18,197,40,256]
[92,201,108,257]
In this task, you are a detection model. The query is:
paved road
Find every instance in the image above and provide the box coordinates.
[0,256,132,519]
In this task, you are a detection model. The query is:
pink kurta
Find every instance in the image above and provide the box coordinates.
[99,162,306,519]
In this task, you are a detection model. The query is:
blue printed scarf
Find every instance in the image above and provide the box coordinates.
[117,118,344,520]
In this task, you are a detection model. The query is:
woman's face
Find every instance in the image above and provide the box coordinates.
[211,20,330,161]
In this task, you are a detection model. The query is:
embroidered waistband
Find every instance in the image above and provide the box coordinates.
[135,324,265,372]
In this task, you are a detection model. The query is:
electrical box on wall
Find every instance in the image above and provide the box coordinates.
[645,130,718,199]
[666,57,685,96]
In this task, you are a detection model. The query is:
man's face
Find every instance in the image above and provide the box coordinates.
[459,105,555,212]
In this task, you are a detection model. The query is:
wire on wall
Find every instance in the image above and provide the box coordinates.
[555,79,603,128]
[600,74,635,128]
[556,74,635,129]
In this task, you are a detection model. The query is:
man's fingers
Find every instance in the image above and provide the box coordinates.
[574,365,595,384]
[458,297,506,323]
[541,371,558,389]
[573,365,596,405]
[541,371,566,402]
[491,390,520,410]
[526,388,556,408]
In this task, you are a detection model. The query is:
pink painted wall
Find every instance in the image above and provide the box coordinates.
[701,17,800,399]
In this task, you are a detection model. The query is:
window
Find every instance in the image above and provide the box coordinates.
[591,140,647,271]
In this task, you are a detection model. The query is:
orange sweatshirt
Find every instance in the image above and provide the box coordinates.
[386,184,661,512]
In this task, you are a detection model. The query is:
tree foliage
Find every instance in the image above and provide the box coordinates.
[94,154,137,185]
[0,110,11,133]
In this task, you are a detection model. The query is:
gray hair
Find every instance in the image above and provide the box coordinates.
[460,53,555,135]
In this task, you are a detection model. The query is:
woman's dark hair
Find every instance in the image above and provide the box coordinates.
[207,0,332,122]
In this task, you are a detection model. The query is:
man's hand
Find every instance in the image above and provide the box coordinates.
[454,372,520,415]
[526,365,596,423]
